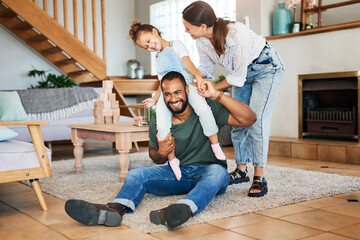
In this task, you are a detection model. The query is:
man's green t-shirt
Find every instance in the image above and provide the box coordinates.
[149,99,230,168]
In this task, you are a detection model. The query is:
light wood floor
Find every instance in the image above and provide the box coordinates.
[1,140,360,240]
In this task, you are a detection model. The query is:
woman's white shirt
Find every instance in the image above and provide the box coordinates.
[196,22,265,87]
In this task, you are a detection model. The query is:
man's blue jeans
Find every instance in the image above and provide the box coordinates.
[112,164,230,215]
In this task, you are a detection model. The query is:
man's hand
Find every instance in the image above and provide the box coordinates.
[156,132,175,158]
[197,80,218,99]
[142,98,157,109]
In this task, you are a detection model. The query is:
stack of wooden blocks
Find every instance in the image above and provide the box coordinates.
[93,80,120,124]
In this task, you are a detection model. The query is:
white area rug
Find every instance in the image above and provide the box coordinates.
[31,152,360,233]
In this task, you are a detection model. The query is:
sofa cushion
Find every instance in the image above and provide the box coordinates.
[0,126,18,141]
[0,140,52,171]
[0,91,28,121]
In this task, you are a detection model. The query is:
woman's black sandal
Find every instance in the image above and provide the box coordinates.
[248,176,268,197]
[229,167,250,185]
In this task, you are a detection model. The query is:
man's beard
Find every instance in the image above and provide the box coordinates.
[166,96,189,114]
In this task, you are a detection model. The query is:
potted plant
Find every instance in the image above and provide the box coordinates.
[286,0,303,33]
[28,69,77,89]
[214,74,231,96]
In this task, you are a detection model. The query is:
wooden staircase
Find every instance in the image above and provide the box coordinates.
[0,0,106,83]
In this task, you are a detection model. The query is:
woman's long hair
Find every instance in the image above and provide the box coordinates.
[182,1,234,56]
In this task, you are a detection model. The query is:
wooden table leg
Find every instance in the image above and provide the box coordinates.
[116,132,132,182]
[71,129,85,171]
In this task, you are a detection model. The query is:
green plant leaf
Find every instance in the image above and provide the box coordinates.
[27,68,77,89]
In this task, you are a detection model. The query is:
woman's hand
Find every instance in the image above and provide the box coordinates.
[142,98,157,108]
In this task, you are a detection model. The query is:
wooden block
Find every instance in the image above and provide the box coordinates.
[102,87,112,94]
[103,109,113,116]
[94,106,103,114]
[98,93,108,101]
[109,93,116,101]
[103,80,113,89]
[113,115,120,123]
[112,108,120,116]
[105,116,113,124]
[111,101,119,109]
[134,119,141,127]
[104,100,111,109]
[95,115,104,124]
[94,101,104,108]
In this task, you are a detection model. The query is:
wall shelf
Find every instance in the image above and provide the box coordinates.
[266,21,360,40]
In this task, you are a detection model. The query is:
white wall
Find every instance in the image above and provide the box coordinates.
[106,0,136,76]
[0,26,62,90]
[134,0,162,76]
[0,0,136,90]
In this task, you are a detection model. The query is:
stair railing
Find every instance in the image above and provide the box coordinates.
[31,0,106,63]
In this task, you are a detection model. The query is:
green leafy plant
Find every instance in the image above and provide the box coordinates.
[28,69,77,89]
[149,107,156,121]
[214,74,230,92]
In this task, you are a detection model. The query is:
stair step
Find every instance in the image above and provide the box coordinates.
[42,47,62,53]
[13,21,32,30]
[0,8,16,18]
[68,70,89,75]
[55,58,76,65]
[28,34,47,42]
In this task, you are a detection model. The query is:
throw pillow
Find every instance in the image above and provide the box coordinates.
[0,126,18,141]
[0,91,28,121]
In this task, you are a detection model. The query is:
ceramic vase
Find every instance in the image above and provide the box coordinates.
[273,3,291,35]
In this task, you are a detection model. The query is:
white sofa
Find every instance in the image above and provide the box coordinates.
[6,87,132,143]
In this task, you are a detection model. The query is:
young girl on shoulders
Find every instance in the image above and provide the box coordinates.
[128,20,226,181]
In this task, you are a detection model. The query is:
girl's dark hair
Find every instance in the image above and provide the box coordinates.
[182,1,234,55]
[128,20,161,45]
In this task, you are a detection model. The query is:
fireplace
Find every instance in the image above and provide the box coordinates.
[298,71,360,142]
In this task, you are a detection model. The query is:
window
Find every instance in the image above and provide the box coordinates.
[150,0,236,75]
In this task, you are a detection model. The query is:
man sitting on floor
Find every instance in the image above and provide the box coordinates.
[64,71,256,230]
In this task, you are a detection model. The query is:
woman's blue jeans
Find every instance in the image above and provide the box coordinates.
[113,164,229,215]
[232,43,284,167]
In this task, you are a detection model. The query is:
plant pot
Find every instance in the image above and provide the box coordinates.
[290,22,303,33]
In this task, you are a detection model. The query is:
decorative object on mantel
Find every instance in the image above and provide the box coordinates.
[135,65,145,79]
[286,0,303,33]
[126,59,140,79]
[272,1,291,35]
[304,0,317,29]
[93,80,121,124]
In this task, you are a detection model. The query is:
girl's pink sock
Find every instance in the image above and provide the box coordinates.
[211,143,226,160]
[169,157,181,181]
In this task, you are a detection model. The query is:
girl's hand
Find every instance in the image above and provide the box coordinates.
[142,98,157,108]
[195,77,206,94]
[197,80,218,99]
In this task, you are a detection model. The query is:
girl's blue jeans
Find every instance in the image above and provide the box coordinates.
[232,43,284,167]
[113,164,229,215]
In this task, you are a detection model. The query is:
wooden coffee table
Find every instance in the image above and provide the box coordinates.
[69,123,149,181]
